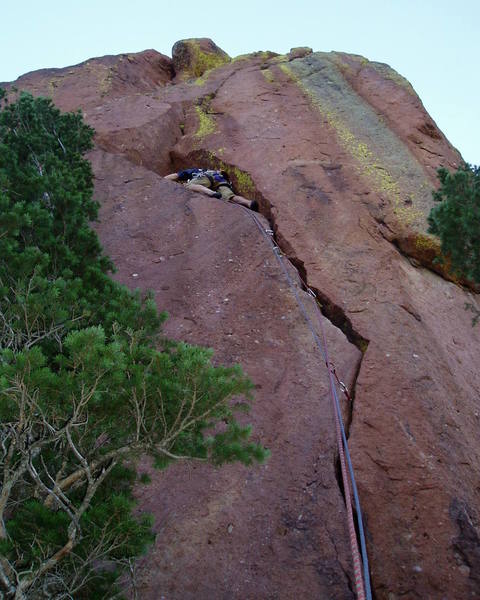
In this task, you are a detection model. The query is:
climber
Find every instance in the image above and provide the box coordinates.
[164,168,259,211]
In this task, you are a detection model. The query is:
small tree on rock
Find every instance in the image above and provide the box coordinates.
[428,162,480,323]
[428,163,480,282]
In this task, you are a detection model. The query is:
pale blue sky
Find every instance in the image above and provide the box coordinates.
[1,0,478,164]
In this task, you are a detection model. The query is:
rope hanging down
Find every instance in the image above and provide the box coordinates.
[245,209,372,600]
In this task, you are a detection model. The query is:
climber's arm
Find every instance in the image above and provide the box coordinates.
[187,183,219,197]
[164,173,179,181]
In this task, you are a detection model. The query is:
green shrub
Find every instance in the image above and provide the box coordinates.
[428,163,480,283]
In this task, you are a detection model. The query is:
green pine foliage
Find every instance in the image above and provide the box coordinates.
[428,163,480,283]
[0,89,161,354]
[0,90,268,598]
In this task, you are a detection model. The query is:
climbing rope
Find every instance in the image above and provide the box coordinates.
[245,208,372,600]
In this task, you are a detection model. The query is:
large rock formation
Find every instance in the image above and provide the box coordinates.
[4,40,480,599]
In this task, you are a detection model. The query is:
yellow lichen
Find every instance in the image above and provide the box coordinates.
[369,62,417,96]
[340,54,369,67]
[230,167,256,196]
[271,54,288,64]
[98,67,115,97]
[357,339,369,354]
[206,150,221,165]
[231,54,250,63]
[232,51,273,63]
[279,63,297,81]
[261,69,275,83]
[329,54,354,77]
[185,41,230,79]
[411,234,462,282]
[48,78,60,94]
[281,63,423,227]
[204,153,256,197]
[194,105,217,139]
[414,233,440,253]
[194,71,210,86]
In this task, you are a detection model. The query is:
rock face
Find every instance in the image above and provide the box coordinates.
[5,39,480,599]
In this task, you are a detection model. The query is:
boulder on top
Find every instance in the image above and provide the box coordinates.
[288,46,313,60]
[172,38,231,79]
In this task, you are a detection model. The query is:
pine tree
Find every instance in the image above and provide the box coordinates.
[428,163,480,283]
[0,90,268,599]
[428,163,480,325]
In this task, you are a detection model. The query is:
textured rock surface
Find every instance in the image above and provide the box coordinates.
[91,150,360,599]
[7,49,173,111]
[6,39,480,599]
[172,38,230,79]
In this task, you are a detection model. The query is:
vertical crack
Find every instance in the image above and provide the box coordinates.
[156,151,371,559]
[167,154,369,444]
[122,146,376,595]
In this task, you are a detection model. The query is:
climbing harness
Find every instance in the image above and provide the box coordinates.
[244,208,372,600]
[190,169,231,190]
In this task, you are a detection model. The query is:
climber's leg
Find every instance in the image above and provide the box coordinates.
[216,185,258,210]
[231,194,254,208]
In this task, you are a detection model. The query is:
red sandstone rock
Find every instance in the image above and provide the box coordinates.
[7,41,480,599]
[91,149,359,598]
[2,50,173,113]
